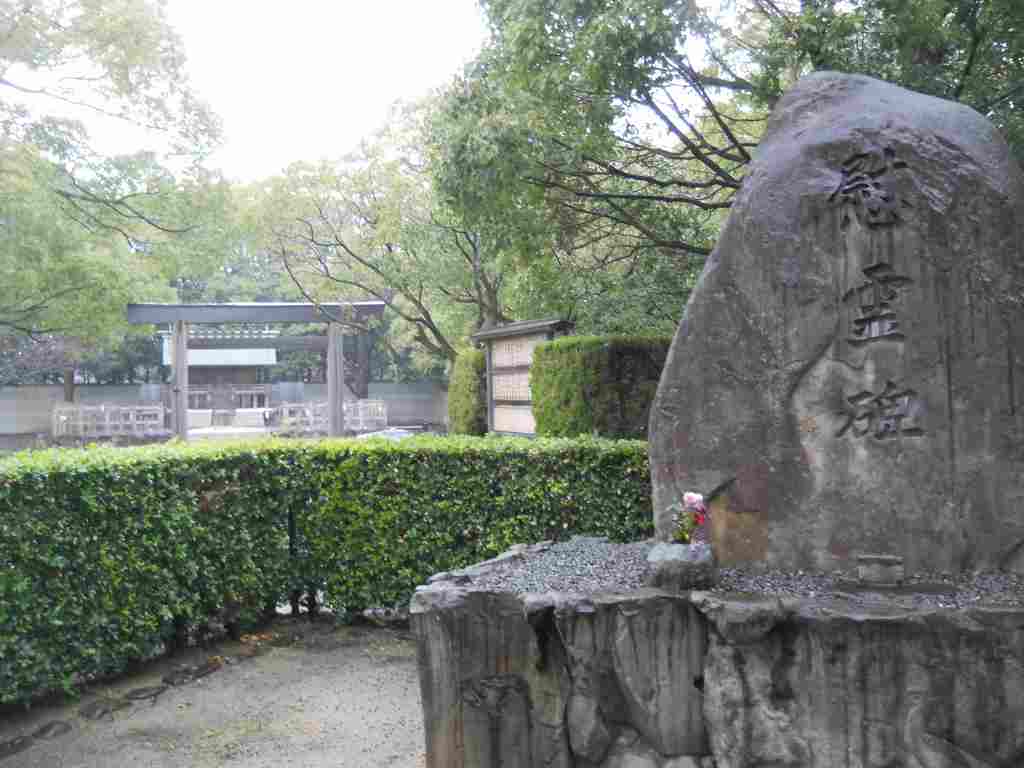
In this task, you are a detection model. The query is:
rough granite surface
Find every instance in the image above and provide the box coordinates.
[413,540,1024,768]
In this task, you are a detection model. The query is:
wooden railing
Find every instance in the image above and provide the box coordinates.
[278,402,327,433]
[347,399,387,432]
[278,400,387,434]
[52,404,168,439]
[52,399,387,439]
[186,385,270,410]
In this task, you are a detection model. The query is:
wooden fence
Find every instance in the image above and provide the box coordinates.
[278,400,387,434]
[52,404,168,439]
[52,399,387,439]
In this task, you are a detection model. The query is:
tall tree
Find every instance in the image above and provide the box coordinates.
[428,47,716,335]
[0,0,222,251]
[262,102,526,367]
[264,158,460,365]
[458,0,763,258]
[0,0,219,168]
[751,0,1024,158]
[0,1,226,339]
[455,0,1023,266]
[0,142,244,384]
[0,148,158,338]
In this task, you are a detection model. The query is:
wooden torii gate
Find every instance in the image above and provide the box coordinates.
[126,301,385,440]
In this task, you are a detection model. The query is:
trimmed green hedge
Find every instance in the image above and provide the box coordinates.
[448,349,488,435]
[531,335,672,438]
[0,436,651,704]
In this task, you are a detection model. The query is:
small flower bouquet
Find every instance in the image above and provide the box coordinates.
[671,492,708,544]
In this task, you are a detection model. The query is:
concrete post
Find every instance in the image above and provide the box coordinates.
[484,341,495,432]
[354,330,371,399]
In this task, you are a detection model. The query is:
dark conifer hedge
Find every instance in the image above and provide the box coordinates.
[447,349,487,435]
[531,335,672,438]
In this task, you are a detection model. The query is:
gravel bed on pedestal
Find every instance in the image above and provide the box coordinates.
[450,535,1024,610]
[712,568,1024,608]
[465,536,655,595]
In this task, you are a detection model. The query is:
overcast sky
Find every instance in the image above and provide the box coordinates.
[165,1,489,181]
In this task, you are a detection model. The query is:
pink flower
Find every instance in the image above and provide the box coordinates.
[683,491,706,514]
[683,491,708,528]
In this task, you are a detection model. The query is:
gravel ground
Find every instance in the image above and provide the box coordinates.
[0,618,424,768]
[469,536,655,595]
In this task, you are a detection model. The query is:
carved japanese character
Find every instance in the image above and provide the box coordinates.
[835,380,924,439]
[831,147,910,227]
[843,262,913,344]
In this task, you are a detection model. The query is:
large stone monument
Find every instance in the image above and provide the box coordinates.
[650,71,1024,573]
[413,74,1024,768]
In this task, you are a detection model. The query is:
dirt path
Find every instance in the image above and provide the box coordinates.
[0,618,425,768]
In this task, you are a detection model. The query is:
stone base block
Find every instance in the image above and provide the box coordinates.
[411,584,708,768]
[856,553,905,586]
[412,552,1024,768]
[645,543,717,592]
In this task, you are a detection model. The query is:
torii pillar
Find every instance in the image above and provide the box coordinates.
[171,319,189,440]
[327,321,346,436]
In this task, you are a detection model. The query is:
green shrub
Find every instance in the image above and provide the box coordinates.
[448,349,488,435]
[0,435,651,704]
[0,442,300,705]
[531,335,672,438]
[303,436,652,609]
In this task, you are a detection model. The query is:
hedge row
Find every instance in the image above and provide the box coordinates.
[0,436,651,704]
[531,335,672,438]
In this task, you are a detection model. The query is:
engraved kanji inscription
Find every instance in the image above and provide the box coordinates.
[835,380,924,439]
[831,147,909,227]
[843,262,912,344]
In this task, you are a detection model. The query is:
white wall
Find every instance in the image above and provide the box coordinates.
[160,337,277,366]
[77,384,148,405]
[369,382,448,426]
[307,381,448,426]
[0,385,67,434]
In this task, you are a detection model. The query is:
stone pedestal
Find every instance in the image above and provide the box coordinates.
[695,593,1024,768]
[413,555,1024,768]
[412,582,708,768]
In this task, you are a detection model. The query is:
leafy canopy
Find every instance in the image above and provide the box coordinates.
[457,0,1024,265]
[0,1,225,331]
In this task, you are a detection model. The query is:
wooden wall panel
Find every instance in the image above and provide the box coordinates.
[493,405,535,434]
